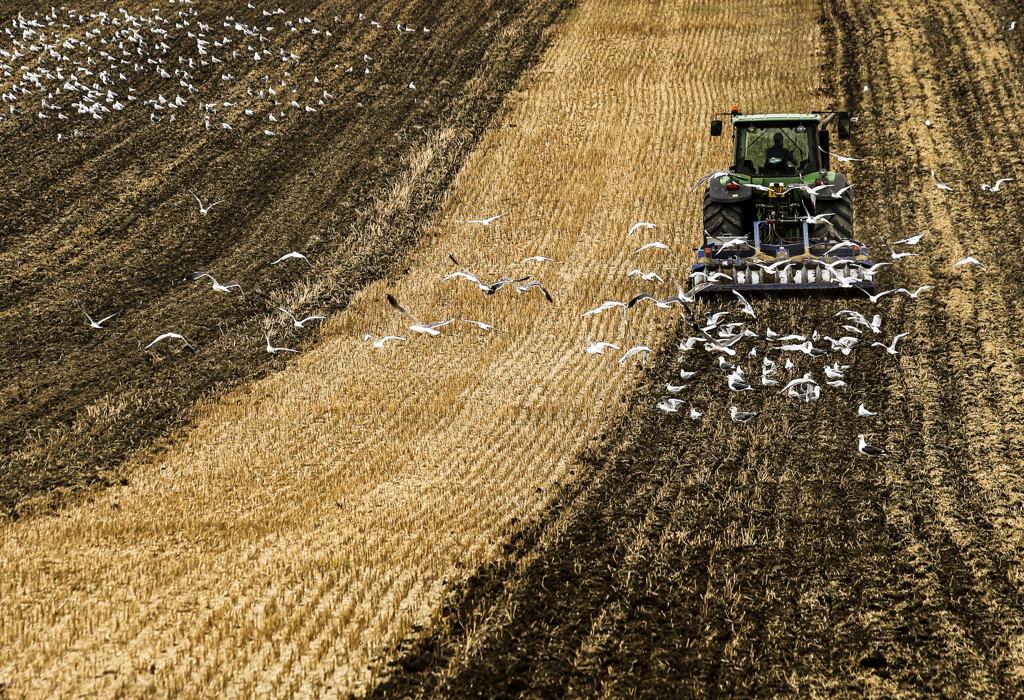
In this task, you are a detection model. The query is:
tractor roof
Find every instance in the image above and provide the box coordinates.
[731,113,821,124]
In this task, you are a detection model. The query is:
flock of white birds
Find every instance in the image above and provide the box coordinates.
[0,1,424,140]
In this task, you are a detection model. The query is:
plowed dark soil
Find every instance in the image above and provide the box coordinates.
[0,0,571,518]
[365,0,1024,696]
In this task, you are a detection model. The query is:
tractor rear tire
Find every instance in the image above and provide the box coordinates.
[814,190,854,240]
[703,189,744,240]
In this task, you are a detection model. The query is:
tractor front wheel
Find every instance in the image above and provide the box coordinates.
[814,190,854,240]
[703,189,744,240]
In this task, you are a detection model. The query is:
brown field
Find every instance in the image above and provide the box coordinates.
[6,0,1024,696]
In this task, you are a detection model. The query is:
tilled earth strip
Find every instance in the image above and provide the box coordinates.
[366,0,1024,696]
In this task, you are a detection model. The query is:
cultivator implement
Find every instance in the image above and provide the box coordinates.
[689,221,876,294]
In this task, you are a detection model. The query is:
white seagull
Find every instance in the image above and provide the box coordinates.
[517,256,562,264]
[896,285,933,298]
[363,334,406,348]
[585,338,620,355]
[872,332,910,355]
[931,170,954,192]
[730,406,758,424]
[187,189,226,214]
[690,407,703,420]
[858,434,889,456]
[732,289,756,319]
[581,300,628,324]
[858,403,878,417]
[952,256,986,270]
[266,333,300,354]
[627,269,665,283]
[982,178,1013,192]
[633,241,676,258]
[893,233,924,245]
[628,222,656,236]
[820,147,865,162]
[619,345,653,365]
[462,319,505,332]
[458,211,509,226]
[859,288,897,304]
[145,332,194,350]
[278,307,325,328]
[386,294,456,335]
[656,397,684,413]
[271,251,312,266]
[75,300,117,329]
[184,272,247,298]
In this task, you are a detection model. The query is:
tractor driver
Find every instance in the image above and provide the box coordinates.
[764,132,798,171]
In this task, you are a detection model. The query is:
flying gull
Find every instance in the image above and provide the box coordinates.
[363,334,406,348]
[185,272,248,299]
[277,307,325,328]
[896,285,933,298]
[981,178,1013,192]
[75,299,117,329]
[628,222,656,236]
[633,242,677,258]
[872,332,910,355]
[586,338,620,355]
[456,211,509,226]
[145,332,194,350]
[386,294,456,335]
[265,333,300,354]
[931,170,954,192]
[271,251,312,266]
[619,345,653,365]
[656,397,685,413]
[187,189,226,214]
[462,319,506,332]
[952,256,986,270]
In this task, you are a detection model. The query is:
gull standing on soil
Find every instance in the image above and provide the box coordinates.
[277,307,325,328]
[363,334,406,348]
[271,251,312,266]
[858,434,889,456]
[872,333,910,355]
[456,211,509,226]
[187,189,226,214]
[931,170,954,192]
[730,406,758,424]
[858,403,878,417]
[386,294,456,336]
[728,373,755,392]
[586,338,620,355]
[619,345,653,365]
[628,222,656,236]
[952,256,986,270]
[265,333,300,354]
[145,332,194,350]
[185,272,248,299]
[75,300,117,329]
[666,382,689,393]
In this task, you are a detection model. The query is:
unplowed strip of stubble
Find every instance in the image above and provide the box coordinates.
[0,0,820,697]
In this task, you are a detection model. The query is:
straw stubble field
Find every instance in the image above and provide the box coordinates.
[1,0,824,697]
[366,0,1024,696]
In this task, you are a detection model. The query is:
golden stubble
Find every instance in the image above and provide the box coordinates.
[0,0,821,696]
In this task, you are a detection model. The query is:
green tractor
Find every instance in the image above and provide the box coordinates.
[690,107,874,292]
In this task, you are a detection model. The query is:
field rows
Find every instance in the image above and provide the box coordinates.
[1,0,822,696]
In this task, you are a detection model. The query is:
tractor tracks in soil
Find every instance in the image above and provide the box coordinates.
[367,0,1024,696]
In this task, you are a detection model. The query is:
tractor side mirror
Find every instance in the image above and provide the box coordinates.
[838,111,852,140]
[710,119,723,137]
